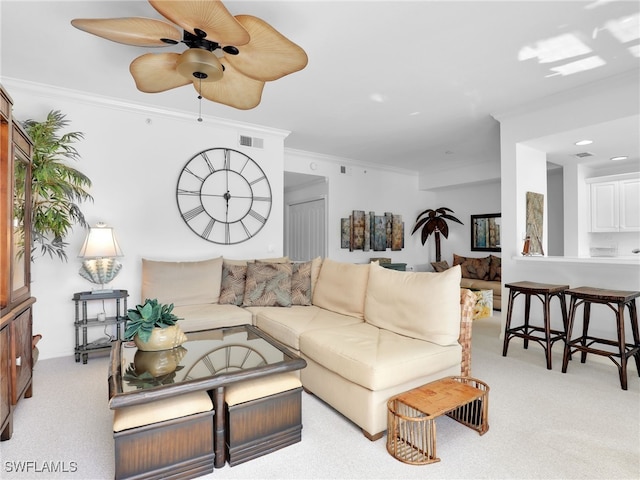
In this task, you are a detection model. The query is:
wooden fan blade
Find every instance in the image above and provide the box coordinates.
[130,53,191,93]
[224,15,308,82]
[198,58,264,110]
[149,0,250,46]
[71,17,181,46]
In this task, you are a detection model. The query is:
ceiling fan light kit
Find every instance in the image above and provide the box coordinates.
[71,0,308,110]
[176,48,223,82]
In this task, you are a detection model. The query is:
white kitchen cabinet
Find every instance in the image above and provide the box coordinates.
[589,175,640,232]
[619,178,640,230]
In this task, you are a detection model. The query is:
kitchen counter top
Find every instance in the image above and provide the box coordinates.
[513,255,640,266]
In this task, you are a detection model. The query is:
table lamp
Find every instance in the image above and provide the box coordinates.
[78,222,124,293]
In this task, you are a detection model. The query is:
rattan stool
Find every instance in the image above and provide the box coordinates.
[502,281,569,369]
[561,287,640,390]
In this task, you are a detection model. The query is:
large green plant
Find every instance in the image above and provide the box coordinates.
[124,299,180,343]
[411,207,463,262]
[21,110,92,261]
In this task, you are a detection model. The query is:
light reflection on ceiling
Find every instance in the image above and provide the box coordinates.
[519,11,640,77]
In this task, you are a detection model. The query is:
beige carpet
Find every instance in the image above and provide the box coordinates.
[1,315,638,479]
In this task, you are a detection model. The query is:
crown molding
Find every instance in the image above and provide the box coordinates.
[0,77,291,139]
[284,147,419,176]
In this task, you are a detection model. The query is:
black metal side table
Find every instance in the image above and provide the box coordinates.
[73,289,128,364]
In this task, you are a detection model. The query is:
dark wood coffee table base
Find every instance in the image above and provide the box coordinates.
[114,410,214,480]
[226,386,303,466]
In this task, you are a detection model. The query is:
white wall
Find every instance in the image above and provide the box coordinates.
[547,168,564,256]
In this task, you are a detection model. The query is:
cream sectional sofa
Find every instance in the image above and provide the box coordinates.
[140,256,476,441]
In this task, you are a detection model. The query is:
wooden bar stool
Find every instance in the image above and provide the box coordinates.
[502,281,569,369]
[561,287,640,390]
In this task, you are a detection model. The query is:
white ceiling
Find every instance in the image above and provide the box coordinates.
[1,0,639,174]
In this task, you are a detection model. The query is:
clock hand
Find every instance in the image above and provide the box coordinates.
[224,191,231,221]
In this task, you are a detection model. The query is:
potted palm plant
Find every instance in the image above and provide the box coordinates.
[21,110,92,261]
[411,207,464,262]
[124,299,186,351]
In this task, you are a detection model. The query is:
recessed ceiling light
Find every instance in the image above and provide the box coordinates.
[575,139,593,146]
[610,156,628,161]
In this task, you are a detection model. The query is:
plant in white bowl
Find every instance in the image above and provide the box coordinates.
[124,298,186,351]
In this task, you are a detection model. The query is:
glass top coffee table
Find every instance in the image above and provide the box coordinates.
[108,324,306,467]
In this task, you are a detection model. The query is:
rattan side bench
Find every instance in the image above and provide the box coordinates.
[387,376,489,465]
[502,281,569,369]
[561,287,640,390]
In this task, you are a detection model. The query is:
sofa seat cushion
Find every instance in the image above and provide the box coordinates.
[113,391,213,432]
[225,372,302,406]
[172,304,252,333]
[299,323,462,391]
[251,306,363,351]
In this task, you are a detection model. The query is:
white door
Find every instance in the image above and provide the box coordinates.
[287,198,326,261]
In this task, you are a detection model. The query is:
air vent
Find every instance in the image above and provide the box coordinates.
[575,152,594,158]
[239,135,264,148]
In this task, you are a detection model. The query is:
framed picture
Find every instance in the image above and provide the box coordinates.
[471,213,501,252]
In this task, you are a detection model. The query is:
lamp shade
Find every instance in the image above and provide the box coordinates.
[78,222,123,258]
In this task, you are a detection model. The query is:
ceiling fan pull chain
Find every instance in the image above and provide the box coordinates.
[197,78,203,123]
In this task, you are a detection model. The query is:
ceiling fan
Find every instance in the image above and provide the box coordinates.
[71,0,308,110]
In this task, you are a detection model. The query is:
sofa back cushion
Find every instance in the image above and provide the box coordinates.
[364,263,461,346]
[489,254,501,281]
[142,257,223,306]
[312,258,370,319]
[453,254,490,280]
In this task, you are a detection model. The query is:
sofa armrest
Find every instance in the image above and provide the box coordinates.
[459,288,476,377]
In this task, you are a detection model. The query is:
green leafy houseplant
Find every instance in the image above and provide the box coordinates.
[411,207,464,262]
[21,110,92,261]
[124,299,180,343]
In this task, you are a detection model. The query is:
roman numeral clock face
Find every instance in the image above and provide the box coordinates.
[176,148,272,244]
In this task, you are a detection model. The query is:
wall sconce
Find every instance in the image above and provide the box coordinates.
[78,222,124,293]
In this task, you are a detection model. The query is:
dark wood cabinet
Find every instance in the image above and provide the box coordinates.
[0,84,36,441]
[0,324,11,440]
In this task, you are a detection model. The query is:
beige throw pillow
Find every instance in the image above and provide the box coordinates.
[141,257,223,306]
[312,258,370,319]
[364,263,461,346]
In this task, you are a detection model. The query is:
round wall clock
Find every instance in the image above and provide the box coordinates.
[176,148,272,244]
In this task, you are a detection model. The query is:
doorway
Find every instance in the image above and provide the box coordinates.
[284,172,328,261]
